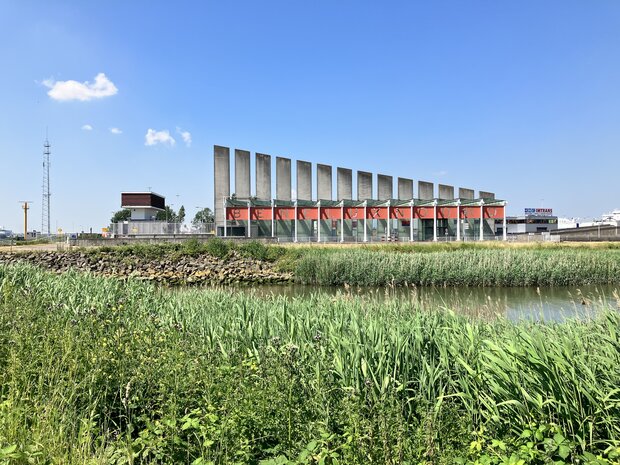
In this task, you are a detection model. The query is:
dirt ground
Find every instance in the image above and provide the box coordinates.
[0,243,62,253]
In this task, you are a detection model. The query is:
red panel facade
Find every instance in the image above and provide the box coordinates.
[460,206,480,219]
[321,207,342,220]
[275,207,295,221]
[226,207,249,221]
[225,204,502,222]
[390,207,409,220]
[483,206,504,219]
[437,207,458,219]
[415,207,435,219]
[298,207,319,220]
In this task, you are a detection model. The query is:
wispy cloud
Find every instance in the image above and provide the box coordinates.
[81,124,93,131]
[109,127,122,134]
[145,129,175,146]
[176,127,192,147]
[43,73,118,101]
[434,170,448,177]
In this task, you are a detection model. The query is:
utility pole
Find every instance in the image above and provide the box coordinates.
[42,138,51,236]
[19,201,33,241]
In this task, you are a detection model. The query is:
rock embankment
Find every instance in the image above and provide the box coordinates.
[0,251,292,285]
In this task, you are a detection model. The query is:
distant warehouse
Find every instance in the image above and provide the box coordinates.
[506,208,558,234]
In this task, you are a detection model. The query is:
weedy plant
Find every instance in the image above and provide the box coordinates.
[1,264,619,464]
[292,247,620,286]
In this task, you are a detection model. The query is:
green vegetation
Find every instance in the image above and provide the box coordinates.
[86,238,286,262]
[193,207,215,226]
[111,209,132,224]
[293,247,620,286]
[1,264,620,463]
[74,241,620,287]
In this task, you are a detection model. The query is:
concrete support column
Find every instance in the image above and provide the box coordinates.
[294,201,298,243]
[363,201,368,242]
[317,201,321,243]
[247,201,251,238]
[271,200,275,238]
[433,200,438,242]
[410,200,414,242]
[456,200,461,241]
[479,200,485,241]
[503,201,507,241]
[386,200,391,239]
[340,201,344,243]
[223,197,228,238]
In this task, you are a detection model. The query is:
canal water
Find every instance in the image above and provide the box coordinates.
[223,283,620,322]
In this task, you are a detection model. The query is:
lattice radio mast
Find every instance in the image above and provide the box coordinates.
[42,138,51,236]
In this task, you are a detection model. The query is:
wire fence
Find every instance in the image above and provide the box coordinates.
[111,221,215,236]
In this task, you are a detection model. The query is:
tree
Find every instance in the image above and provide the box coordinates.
[193,207,214,226]
[177,205,186,224]
[156,206,177,222]
[111,209,131,224]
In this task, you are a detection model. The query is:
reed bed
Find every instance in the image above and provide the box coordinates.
[1,264,619,464]
[294,248,620,287]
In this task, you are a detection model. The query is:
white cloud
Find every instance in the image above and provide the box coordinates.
[43,73,118,101]
[145,129,175,147]
[176,127,192,147]
[109,127,122,134]
[434,170,448,176]
[81,124,93,131]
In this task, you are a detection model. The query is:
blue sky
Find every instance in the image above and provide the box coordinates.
[1,0,619,232]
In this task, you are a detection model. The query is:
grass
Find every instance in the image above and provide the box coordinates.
[1,264,620,463]
[292,247,620,286]
[84,238,287,262]
[7,240,620,288]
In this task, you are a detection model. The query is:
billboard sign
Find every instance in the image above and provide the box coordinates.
[525,208,553,216]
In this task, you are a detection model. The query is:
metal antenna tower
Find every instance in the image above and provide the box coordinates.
[42,138,51,236]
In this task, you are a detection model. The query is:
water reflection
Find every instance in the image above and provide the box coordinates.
[227,284,620,322]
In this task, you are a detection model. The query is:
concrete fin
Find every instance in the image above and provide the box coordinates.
[234,149,250,199]
[276,157,292,201]
[256,153,272,200]
[418,181,434,200]
[296,160,312,200]
[378,174,393,200]
[317,164,332,200]
[337,167,353,200]
[214,145,230,225]
[398,177,413,200]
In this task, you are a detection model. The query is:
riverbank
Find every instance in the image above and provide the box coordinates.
[0,244,291,285]
[1,264,619,464]
[2,240,620,287]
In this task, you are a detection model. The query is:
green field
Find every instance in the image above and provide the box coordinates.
[1,264,620,464]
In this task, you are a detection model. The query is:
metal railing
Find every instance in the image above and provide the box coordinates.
[111,221,215,236]
[111,221,181,236]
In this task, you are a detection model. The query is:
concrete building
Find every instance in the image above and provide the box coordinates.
[113,192,186,237]
[121,192,166,221]
[506,208,558,234]
[214,145,506,242]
